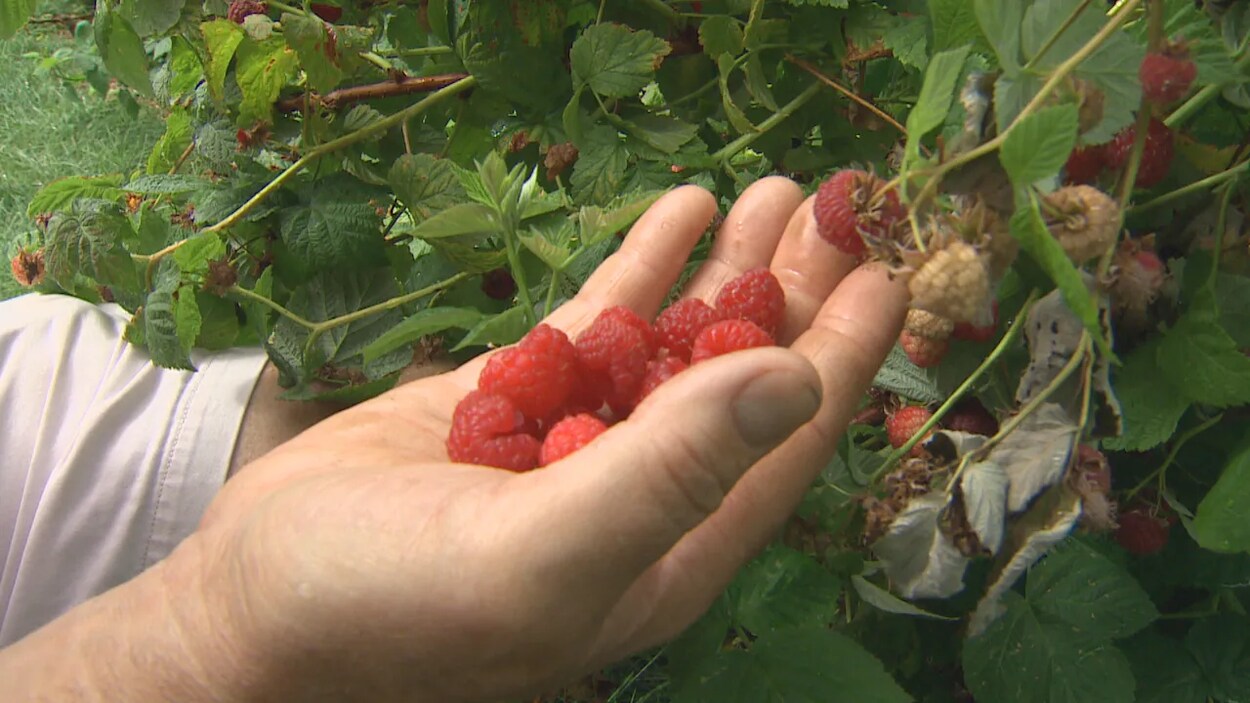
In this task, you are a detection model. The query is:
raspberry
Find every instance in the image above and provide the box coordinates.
[598,306,657,356]
[942,398,998,436]
[812,169,904,257]
[479,324,578,420]
[715,268,785,337]
[1074,444,1111,493]
[227,0,268,23]
[1064,146,1105,185]
[1111,238,1166,324]
[899,329,948,368]
[540,413,608,465]
[10,249,45,287]
[1042,185,1121,264]
[1115,509,1170,555]
[310,2,343,22]
[953,302,998,342]
[1104,117,1174,188]
[904,308,953,341]
[885,406,933,451]
[1140,49,1196,105]
[481,268,517,301]
[908,240,992,324]
[544,142,579,180]
[446,390,542,471]
[575,309,652,411]
[636,354,689,405]
[654,298,722,362]
[690,319,774,363]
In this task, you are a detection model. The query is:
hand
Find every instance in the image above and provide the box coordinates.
[157,178,908,702]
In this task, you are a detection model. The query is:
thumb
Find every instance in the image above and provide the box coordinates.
[520,347,821,592]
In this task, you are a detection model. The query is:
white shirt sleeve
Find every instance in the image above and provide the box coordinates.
[0,293,267,646]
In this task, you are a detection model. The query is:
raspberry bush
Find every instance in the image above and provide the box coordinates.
[6,0,1250,700]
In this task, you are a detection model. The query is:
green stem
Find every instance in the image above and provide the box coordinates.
[1125,160,1250,216]
[1023,0,1093,71]
[710,82,821,162]
[1116,107,1154,210]
[203,75,477,235]
[1211,174,1237,278]
[227,285,317,328]
[267,0,302,14]
[360,52,394,72]
[1166,50,1250,129]
[983,334,1090,454]
[874,290,1040,481]
[390,45,454,58]
[1125,412,1224,500]
[302,271,472,354]
[502,230,538,328]
[543,270,561,319]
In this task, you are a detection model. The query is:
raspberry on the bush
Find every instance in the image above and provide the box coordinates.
[446,390,542,471]
[813,169,904,257]
[478,323,578,420]
[1140,48,1196,105]
[228,0,268,23]
[540,413,608,465]
[908,240,992,324]
[942,398,998,436]
[899,329,947,368]
[885,406,933,453]
[715,268,785,337]
[1042,185,1121,264]
[1115,509,1170,555]
[1064,146,1105,185]
[1104,117,1174,188]
[655,298,722,362]
[690,319,774,363]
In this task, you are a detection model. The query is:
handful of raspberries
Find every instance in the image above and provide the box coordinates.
[446,268,787,471]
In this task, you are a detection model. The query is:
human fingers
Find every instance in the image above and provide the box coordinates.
[682,176,804,301]
[769,197,860,344]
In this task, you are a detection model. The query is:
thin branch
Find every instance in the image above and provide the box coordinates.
[786,55,907,136]
[277,73,470,112]
[710,82,821,162]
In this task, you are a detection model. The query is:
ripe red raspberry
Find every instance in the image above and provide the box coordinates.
[596,306,657,356]
[715,268,786,337]
[899,329,948,368]
[953,302,998,342]
[1140,50,1196,105]
[575,309,652,411]
[481,268,517,300]
[655,298,722,362]
[812,169,904,257]
[885,406,933,451]
[227,0,268,23]
[310,2,343,22]
[540,413,609,465]
[478,324,578,420]
[1104,117,1173,188]
[1115,509,1170,555]
[636,354,689,405]
[1064,146,1105,184]
[446,390,542,471]
[942,398,998,436]
[690,319,774,363]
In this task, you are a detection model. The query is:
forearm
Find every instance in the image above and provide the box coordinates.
[0,540,253,703]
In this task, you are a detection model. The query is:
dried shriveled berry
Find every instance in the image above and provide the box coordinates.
[1043,185,1121,264]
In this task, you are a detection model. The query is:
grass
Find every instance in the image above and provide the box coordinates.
[0,12,163,299]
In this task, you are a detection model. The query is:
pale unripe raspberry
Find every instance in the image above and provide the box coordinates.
[908,241,991,324]
[904,309,954,341]
[1043,185,1120,264]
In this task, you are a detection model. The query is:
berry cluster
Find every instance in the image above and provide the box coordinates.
[446,268,785,471]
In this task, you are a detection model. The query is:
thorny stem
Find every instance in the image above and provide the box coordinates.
[911,0,1143,211]
[1125,160,1250,216]
[204,75,476,235]
[1125,413,1224,500]
[1023,0,1094,71]
[873,290,1041,482]
[709,82,822,162]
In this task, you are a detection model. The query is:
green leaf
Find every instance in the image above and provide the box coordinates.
[0,0,36,39]
[175,285,202,356]
[963,592,1136,703]
[282,12,348,93]
[1192,439,1250,553]
[361,307,482,364]
[699,15,743,56]
[1124,632,1211,703]
[930,0,985,53]
[168,37,205,99]
[883,16,929,71]
[280,197,382,270]
[975,0,1024,71]
[570,125,629,206]
[850,575,957,620]
[94,8,153,97]
[904,44,971,161]
[144,289,196,370]
[1156,311,1250,408]
[1185,616,1250,701]
[872,345,945,404]
[673,627,911,703]
[452,305,529,350]
[235,36,299,126]
[717,53,756,135]
[27,175,125,217]
[622,113,699,155]
[1009,192,1110,358]
[1101,339,1189,452]
[1026,540,1158,641]
[1215,272,1250,347]
[409,202,500,240]
[193,292,240,350]
[999,104,1078,187]
[728,546,842,635]
[43,208,141,293]
[120,0,186,36]
[388,154,465,223]
[146,109,194,175]
[575,191,662,248]
[570,23,671,98]
[124,174,210,194]
[201,20,246,102]
[172,232,226,275]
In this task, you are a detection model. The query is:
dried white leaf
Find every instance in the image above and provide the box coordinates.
[924,429,989,462]
[989,403,1078,513]
[960,461,1010,554]
[873,493,970,600]
[967,492,1081,636]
